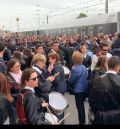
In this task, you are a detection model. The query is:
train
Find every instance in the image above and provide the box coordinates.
[21,12,118,37]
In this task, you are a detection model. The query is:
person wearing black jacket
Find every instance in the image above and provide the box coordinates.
[88,56,120,125]
[48,52,67,124]
[20,68,51,125]
[113,33,120,56]
[0,72,17,124]
[80,44,92,68]
[48,41,65,65]
[31,53,56,102]
[0,43,7,74]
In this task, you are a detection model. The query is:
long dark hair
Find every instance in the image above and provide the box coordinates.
[7,58,20,74]
[96,56,108,71]
[20,68,36,90]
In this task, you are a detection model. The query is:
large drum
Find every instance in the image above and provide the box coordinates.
[49,92,68,115]
[45,113,59,124]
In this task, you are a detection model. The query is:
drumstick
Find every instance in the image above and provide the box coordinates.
[43,101,57,124]
[57,113,70,125]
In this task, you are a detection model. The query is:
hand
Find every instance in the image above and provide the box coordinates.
[5,94,14,103]
[53,72,60,78]
[51,122,58,125]
[46,76,55,82]
[42,102,49,108]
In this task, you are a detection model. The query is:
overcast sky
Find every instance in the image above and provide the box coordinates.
[0,0,119,32]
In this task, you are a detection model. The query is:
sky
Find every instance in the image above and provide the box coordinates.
[0,0,119,32]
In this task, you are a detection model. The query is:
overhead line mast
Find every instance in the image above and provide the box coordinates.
[105,0,109,13]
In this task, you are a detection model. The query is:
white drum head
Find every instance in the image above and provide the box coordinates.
[45,113,58,124]
[49,92,68,110]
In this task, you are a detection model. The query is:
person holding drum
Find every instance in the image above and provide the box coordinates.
[48,52,67,95]
[31,53,58,102]
[20,68,52,125]
[48,52,67,124]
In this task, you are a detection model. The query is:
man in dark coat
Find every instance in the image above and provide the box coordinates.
[0,94,17,124]
[48,41,65,64]
[0,43,7,74]
[88,56,120,125]
[113,33,120,56]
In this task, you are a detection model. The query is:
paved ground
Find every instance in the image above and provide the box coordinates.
[64,92,89,125]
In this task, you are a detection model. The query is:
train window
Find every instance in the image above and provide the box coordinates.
[81,28,85,37]
[68,28,72,34]
[73,28,77,34]
[77,28,81,34]
[98,26,103,33]
[88,27,93,36]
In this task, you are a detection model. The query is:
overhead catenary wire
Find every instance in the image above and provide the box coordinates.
[48,0,119,22]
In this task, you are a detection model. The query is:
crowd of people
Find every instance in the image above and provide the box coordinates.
[0,31,120,125]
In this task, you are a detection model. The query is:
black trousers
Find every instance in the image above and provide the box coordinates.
[75,92,86,125]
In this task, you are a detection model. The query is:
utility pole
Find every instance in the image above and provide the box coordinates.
[37,14,40,30]
[46,15,48,24]
[105,0,108,13]
[36,4,41,35]
[16,17,20,32]
[117,12,120,33]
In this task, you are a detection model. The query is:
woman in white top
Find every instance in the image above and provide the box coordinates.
[6,58,22,101]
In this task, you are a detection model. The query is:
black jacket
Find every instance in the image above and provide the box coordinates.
[113,38,120,49]
[7,73,20,99]
[3,48,12,64]
[89,73,120,124]
[51,63,67,94]
[82,55,92,68]
[64,46,75,70]
[32,65,52,102]
[112,38,120,56]
[22,89,49,125]
[0,94,17,124]
[0,57,7,74]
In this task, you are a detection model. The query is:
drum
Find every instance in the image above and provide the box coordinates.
[45,113,59,124]
[49,92,68,115]
[63,66,70,80]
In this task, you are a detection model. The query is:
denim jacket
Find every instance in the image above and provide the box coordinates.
[68,64,88,93]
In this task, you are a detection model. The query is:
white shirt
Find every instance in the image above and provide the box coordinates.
[91,54,98,71]
[51,49,56,53]
[9,71,22,84]
[106,53,112,59]
[25,86,35,93]
[32,65,42,74]
[83,54,87,58]
[91,53,112,71]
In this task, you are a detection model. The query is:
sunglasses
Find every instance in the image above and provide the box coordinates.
[29,77,38,81]
[102,49,108,51]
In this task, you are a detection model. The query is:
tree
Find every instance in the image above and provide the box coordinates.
[76,13,87,19]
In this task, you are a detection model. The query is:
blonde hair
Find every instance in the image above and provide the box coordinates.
[32,53,46,65]
[72,51,83,65]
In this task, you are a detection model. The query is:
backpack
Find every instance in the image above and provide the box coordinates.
[16,92,31,125]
